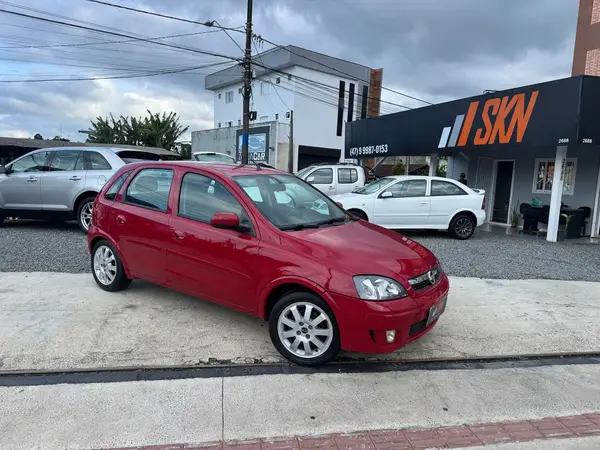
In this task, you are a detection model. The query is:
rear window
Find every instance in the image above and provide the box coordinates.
[115,150,182,162]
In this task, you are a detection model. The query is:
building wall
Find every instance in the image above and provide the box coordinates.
[572,0,600,75]
[467,145,600,224]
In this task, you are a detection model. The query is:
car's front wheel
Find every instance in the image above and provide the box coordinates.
[77,196,95,233]
[91,240,132,292]
[269,292,341,366]
[449,213,476,239]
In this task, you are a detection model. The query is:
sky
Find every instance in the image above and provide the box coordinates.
[0,0,579,143]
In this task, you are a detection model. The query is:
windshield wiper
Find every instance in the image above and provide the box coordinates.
[315,217,347,227]
[279,223,321,231]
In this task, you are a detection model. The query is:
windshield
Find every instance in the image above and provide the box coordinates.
[234,174,350,230]
[295,166,314,178]
[354,177,396,195]
[194,153,236,164]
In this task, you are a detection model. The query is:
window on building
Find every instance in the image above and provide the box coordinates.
[238,119,242,126]
[338,168,358,184]
[533,158,577,195]
[225,91,233,103]
[261,82,270,95]
[259,115,269,122]
[276,77,281,84]
[218,93,221,99]
[275,113,279,120]
[238,88,243,94]
[430,180,467,196]
[226,121,233,127]
[218,122,222,128]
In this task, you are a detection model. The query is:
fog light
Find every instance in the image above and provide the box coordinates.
[386,330,396,343]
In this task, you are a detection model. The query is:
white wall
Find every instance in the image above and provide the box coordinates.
[211,65,361,156]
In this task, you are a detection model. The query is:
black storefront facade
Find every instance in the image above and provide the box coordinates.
[345,75,600,242]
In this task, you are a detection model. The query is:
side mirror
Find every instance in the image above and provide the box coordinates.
[210,212,240,230]
[336,202,344,208]
[306,176,315,184]
[380,191,393,199]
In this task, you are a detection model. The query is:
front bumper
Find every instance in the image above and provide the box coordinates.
[331,274,449,354]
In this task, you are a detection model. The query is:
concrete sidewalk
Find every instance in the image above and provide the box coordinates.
[1,272,600,371]
[1,364,600,449]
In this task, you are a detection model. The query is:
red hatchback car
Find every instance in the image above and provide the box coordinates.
[88,162,449,365]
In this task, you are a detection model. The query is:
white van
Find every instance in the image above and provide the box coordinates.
[295,163,368,195]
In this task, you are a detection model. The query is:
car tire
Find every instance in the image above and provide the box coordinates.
[77,196,96,233]
[269,291,341,366]
[449,213,476,240]
[91,240,132,292]
[348,209,368,221]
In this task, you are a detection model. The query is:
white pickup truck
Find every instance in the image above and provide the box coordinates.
[295,163,375,195]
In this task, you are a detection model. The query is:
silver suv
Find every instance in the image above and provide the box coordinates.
[0,146,178,232]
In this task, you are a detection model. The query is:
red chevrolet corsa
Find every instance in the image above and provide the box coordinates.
[88,162,449,365]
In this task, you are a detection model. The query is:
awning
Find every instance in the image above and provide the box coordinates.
[345,75,600,159]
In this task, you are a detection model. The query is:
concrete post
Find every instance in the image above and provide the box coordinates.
[405,156,410,175]
[546,145,568,242]
[591,161,600,238]
[429,153,439,177]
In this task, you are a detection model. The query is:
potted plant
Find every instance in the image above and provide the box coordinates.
[510,201,520,228]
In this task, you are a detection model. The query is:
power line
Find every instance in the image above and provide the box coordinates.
[0,8,242,62]
[252,40,290,111]
[254,37,434,106]
[84,0,245,34]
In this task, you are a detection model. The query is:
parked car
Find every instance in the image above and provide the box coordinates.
[331,175,486,239]
[0,146,179,232]
[295,163,371,195]
[193,152,237,164]
[88,162,449,365]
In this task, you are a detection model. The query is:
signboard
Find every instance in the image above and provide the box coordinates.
[345,76,584,158]
[235,125,270,163]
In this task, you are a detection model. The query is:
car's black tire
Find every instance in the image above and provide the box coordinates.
[348,209,368,221]
[269,291,341,366]
[449,213,476,240]
[76,196,96,233]
[91,240,132,292]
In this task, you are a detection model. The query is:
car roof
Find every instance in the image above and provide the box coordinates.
[125,160,286,178]
[383,175,459,182]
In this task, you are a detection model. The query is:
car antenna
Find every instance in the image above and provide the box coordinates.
[232,158,262,171]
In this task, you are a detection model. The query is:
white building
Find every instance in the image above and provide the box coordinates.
[192,45,373,171]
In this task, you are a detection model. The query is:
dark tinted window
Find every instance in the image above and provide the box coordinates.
[125,168,173,212]
[338,168,358,184]
[431,180,467,196]
[178,172,246,224]
[105,170,132,201]
[307,168,333,184]
[9,152,50,173]
[48,150,83,171]
[87,151,112,170]
[386,179,427,198]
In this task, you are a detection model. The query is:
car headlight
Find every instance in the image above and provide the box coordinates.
[353,275,408,301]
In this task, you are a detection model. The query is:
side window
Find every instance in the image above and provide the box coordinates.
[431,180,467,196]
[125,168,174,212]
[105,170,132,201]
[86,151,112,170]
[179,172,247,224]
[9,152,49,173]
[306,168,333,185]
[386,179,427,198]
[338,168,358,184]
[48,150,83,171]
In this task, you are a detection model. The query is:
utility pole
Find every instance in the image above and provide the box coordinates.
[241,0,253,165]
[287,110,294,173]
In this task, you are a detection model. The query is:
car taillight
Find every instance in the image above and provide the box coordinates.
[481,197,485,210]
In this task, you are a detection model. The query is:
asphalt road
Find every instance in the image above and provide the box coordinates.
[1,220,599,281]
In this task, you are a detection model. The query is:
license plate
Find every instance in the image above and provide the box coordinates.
[427,297,447,326]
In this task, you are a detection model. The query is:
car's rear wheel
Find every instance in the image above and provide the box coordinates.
[449,213,475,240]
[269,292,340,366]
[77,196,95,233]
[348,209,368,221]
[91,240,131,292]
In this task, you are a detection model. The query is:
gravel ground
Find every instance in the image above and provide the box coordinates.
[1,221,599,281]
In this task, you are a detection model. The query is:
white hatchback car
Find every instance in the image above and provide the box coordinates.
[331,176,486,239]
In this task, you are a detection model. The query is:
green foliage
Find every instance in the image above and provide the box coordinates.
[33,133,43,140]
[52,136,70,142]
[392,161,405,175]
[178,143,192,160]
[436,165,447,177]
[80,110,189,150]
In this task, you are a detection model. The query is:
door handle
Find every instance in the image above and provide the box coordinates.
[420,202,428,206]
[116,215,126,224]
[174,230,185,241]
[328,186,335,190]
[69,176,82,181]
[26,177,38,182]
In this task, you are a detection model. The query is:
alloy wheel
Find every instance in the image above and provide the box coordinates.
[454,217,473,238]
[93,245,117,286]
[277,302,334,359]
[80,202,93,231]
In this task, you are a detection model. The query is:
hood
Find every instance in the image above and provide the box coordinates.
[282,220,438,281]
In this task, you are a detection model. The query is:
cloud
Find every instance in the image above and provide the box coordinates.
[0,0,580,143]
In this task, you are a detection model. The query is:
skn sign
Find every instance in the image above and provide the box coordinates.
[438,91,539,148]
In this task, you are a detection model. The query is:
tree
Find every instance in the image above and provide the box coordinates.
[79,110,189,150]
[52,136,70,142]
[392,161,405,175]
[178,143,192,160]
[33,133,43,140]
